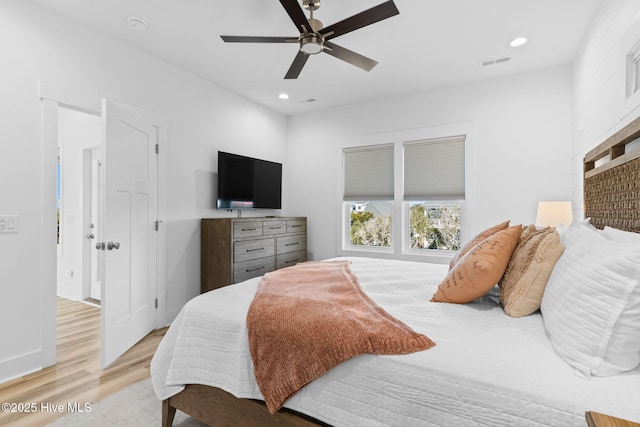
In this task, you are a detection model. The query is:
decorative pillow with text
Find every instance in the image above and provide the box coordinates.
[449,220,510,269]
[433,225,522,304]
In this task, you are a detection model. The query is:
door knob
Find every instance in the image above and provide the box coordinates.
[96,242,105,250]
[107,241,120,250]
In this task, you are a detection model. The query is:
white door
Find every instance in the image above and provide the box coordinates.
[100,99,157,369]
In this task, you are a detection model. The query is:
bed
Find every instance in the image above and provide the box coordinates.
[151,117,640,427]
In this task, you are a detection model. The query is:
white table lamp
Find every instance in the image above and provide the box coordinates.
[535,201,573,227]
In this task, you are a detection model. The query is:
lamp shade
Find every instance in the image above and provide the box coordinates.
[535,201,573,227]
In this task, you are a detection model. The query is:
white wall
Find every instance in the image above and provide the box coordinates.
[0,0,287,382]
[571,0,640,217]
[286,66,573,261]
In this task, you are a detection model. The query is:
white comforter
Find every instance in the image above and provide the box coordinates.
[151,257,640,426]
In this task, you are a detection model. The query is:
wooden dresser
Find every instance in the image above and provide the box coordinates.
[201,217,307,293]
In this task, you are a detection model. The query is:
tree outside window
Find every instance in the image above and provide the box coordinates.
[409,202,461,251]
[349,202,392,247]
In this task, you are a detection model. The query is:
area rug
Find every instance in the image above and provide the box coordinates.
[46,378,206,427]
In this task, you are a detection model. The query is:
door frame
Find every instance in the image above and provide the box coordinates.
[38,81,169,367]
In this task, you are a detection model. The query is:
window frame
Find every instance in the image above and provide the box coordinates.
[337,123,475,263]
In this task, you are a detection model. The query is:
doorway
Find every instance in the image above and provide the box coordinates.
[40,86,168,371]
[56,106,102,304]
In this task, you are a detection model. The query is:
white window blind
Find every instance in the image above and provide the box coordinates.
[403,135,465,200]
[343,144,394,200]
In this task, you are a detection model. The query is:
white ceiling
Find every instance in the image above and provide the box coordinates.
[30,0,603,116]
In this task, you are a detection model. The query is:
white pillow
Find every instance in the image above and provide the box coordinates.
[556,217,596,239]
[603,226,640,243]
[540,223,640,376]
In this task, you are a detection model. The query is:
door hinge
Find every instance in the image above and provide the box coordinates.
[155,298,158,309]
[155,143,159,154]
[155,220,159,231]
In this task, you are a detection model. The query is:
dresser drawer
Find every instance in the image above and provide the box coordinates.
[233,222,263,238]
[286,219,306,234]
[234,238,275,262]
[234,256,276,282]
[276,235,306,255]
[276,250,306,269]
[263,221,286,235]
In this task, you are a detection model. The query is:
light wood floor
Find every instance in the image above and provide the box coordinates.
[0,297,167,427]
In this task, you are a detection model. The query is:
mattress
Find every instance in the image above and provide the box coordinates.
[150,257,640,426]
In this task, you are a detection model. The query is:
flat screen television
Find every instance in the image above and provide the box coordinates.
[217,151,282,209]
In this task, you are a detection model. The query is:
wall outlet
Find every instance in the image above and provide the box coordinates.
[0,215,19,233]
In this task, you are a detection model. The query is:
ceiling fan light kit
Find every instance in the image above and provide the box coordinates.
[220,0,399,79]
[300,33,323,54]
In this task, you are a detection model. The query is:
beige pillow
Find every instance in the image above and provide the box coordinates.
[433,225,522,304]
[449,220,510,269]
[500,227,564,317]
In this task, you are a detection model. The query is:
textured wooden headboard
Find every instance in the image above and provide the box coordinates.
[584,115,640,233]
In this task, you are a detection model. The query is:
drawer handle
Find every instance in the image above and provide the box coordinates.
[291,224,302,228]
[241,228,257,232]
[246,266,265,272]
[246,247,265,252]
[269,226,282,229]
[285,259,299,264]
[285,242,300,247]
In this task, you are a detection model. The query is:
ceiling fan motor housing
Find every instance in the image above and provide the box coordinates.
[299,17,324,54]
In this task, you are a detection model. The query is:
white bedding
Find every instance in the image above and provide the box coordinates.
[151,257,640,426]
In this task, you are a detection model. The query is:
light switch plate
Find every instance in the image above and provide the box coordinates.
[0,215,19,233]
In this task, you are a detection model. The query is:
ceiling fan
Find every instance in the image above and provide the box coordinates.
[220,0,399,79]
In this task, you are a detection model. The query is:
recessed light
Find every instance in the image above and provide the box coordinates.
[127,17,147,30]
[278,93,289,100]
[509,37,528,47]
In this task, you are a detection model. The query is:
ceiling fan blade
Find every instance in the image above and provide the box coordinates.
[320,0,399,41]
[279,0,311,33]
[323,41,378,71]
[285,50,310,79]
[220,35,297,43]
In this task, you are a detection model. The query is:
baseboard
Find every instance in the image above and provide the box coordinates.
[0,350,43,384]
[56,285,81,301]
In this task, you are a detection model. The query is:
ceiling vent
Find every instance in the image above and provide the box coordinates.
[480,56,511,67]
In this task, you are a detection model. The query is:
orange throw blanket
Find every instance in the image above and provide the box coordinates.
[246,260,435,413]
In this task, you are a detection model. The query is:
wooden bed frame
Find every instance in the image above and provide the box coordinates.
[162,384,326,426]
[162,116,640,427]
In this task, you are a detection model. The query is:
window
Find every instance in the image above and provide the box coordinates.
[341,134,466,257]
[342,144,393,250]
[403,136,465,253]
[349,201,392,248]
[627,43,640,98]
[408,202,461,251]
